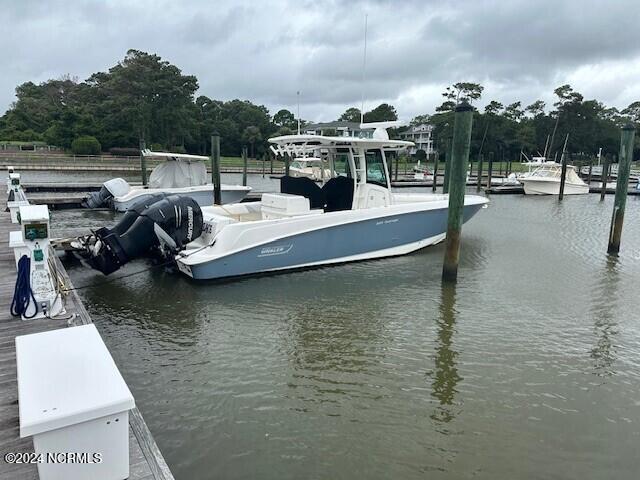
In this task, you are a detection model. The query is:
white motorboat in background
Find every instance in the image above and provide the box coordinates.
[175,122,488,280]
[288,157,332,182]
[412,160,434,181]
[517,156,549,180]
[519,162,589,195]
[83,150,251,211]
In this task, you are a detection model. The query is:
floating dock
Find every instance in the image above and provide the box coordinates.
[0,201,174,479]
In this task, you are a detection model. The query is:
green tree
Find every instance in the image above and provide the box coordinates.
[502,102,524,122]
[242,125,262,159]
[484,101,503,115]
[443,82,484,104]
[622,101,640,123]
[410,114,431,125]
[525,100,546,118]
[363,103,397,122]
[71,135,101,155]
[339,107,361,122]
[273,109,296,129]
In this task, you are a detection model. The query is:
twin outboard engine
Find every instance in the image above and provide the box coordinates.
[83,195,203,274]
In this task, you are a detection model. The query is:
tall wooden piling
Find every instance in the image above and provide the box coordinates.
[558,134,570,201]
[607,124,636,254]
[443,139,452,194]
[211,133,222,205]
[262,153,266,178]
[139,139,148,186]
[587,159,593,185]
[476,154,484,191]
[270,154,274,174]
[486,152,494,189]
[242,146,248,186]
[600,155,609,201]
[558,152,568,200]
[442,102,474,283]
[432,152,439,193]
[285,153,291,176]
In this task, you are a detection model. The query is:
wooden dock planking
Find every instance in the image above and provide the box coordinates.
[0,202,174,479]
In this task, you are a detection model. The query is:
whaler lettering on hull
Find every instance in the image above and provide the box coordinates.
[258,244,294,257]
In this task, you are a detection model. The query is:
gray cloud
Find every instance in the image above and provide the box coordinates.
[1,0,639,122]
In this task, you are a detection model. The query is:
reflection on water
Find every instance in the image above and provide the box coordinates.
[590,256,620,377]
[428,283,461,425]
[53,193,640,480]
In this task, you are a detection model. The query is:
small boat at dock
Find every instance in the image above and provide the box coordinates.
[519,162,589,195]
[83,150,251,211]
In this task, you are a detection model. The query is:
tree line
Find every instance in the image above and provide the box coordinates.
[423,82,640,163]
[1,51,637,161]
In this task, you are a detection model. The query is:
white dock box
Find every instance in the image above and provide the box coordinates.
[16,324,135,480]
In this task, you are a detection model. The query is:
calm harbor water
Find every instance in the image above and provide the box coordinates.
[53,182,640,480]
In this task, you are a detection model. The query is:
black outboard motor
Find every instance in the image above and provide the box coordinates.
[82,178,134,208]
[87,195,203,275]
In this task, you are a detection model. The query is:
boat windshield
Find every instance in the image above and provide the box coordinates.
[532,166,561,178]
[334,148,352,178]
[365,149,387,186]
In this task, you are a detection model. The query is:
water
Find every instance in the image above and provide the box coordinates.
[53,190,640,480]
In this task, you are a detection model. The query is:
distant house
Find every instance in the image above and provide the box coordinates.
[304,121,373,138]
[400,124,434,157]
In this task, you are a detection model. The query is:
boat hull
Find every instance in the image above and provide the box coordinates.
[521,179,589,195]
[112,185,250,211]
[177,202,484,280]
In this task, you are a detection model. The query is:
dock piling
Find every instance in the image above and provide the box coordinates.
[285,153,290,176]
[443,139,452,194]
[476,153,484,192]
[432,153,439,193]
[587,159,593,185]
[442,102,474,283]
[559,153,568,200]
[486,152,494,190]
[211,133,222,205]
[139,139,148,186]
[607,124,636,254]
[600,155,609,201]
[242,146,248,186]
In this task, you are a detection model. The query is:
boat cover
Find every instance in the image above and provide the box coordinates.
[148,160,208,188]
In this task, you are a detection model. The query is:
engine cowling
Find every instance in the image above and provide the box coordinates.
[86,195,203,274]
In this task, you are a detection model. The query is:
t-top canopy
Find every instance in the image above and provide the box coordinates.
[269,134,414,157]
[141,149,209,162]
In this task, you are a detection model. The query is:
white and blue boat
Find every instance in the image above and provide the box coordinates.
[175,124,488,280]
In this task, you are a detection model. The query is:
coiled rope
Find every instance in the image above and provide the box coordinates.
[11,255,37,318]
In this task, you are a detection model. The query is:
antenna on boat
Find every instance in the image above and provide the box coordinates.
[297,91,301,135]
[360,14,368,126]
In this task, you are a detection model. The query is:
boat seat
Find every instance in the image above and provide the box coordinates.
[322,176,353,212]
[280,176,324,209]
[280,175,354,212]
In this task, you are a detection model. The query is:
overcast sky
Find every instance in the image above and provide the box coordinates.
[2,0,640,122]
